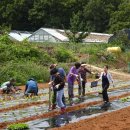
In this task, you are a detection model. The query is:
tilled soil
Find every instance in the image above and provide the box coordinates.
[53,105,130,130]
[1,91,130,129]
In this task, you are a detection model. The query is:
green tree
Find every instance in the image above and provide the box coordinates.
[83,0,122,33]
[29,0,69,29]
[0,0,34,30]
[109,0,130,33]
[65,11,88,43]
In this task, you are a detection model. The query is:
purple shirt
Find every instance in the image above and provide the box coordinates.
[67,66,79,83]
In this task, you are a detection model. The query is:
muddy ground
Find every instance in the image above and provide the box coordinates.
[53,105,130,130]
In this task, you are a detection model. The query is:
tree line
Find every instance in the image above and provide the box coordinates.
[0,0,130,33]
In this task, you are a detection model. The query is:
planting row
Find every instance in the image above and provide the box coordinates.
[0,86,130,125]
[0,79,129,110]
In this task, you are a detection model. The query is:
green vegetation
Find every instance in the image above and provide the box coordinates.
[0,0,130,33]
[0,35,77,85]
[120,96,130,103]
[7,123,29,130]
[0,32,130,85]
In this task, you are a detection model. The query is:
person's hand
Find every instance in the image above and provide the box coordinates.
[55,84,60,88]
[48,81,53,85]
[94,79,98,82]
[11,88,16,93]
[91,72,95,75]
[75,74,78,78]
[80,78,83,81]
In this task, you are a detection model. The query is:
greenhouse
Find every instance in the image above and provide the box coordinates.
[28,28,69,43]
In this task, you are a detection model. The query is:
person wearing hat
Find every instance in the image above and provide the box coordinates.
[49,64,66,110]
[50,68,66,113]
[24,78,38,96]
[0,78,16,94]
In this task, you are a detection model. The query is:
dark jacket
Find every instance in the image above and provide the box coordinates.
[53,74,65,91]
[78,68,91,82]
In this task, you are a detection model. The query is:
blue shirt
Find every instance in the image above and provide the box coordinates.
[26,80,38,90]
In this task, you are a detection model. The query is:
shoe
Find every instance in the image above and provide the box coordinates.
[71,103,75,106]
[61,107,66,113]
[51,104,56,110]
[101,101,110,108]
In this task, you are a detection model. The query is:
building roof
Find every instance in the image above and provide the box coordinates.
[40,28,69,42]
[83,32,113,43]
[9,31,32,42]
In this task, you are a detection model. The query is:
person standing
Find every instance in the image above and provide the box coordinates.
[96,65,114,106]
[78,64,92,98]
[50,68,66,113]
[67,62,81,105]
[49,64,66,110]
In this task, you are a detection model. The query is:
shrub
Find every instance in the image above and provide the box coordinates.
[55,47,77,62]
[110,30,130,49]
[0,34,13,44]
[7,123,29,130]
[0,61,50,85]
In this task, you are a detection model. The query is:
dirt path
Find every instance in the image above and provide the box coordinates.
[87,64,130,81]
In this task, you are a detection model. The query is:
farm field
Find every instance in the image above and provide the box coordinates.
[1,0,130,129]
[1,67,130,130]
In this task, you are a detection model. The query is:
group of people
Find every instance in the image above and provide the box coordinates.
[48,63,114,112]
[0,62,114,113]
[0,78,38,96]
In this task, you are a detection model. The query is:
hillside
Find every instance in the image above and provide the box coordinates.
[0,34,130,85]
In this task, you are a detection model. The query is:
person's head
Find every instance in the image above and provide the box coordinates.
[50,68,58,76]
[104,65,109,72]
[28,78,35,81]
[49,64,57,70]
[81,62,86,69]
[10,78,16,84]
[75,62,81,69]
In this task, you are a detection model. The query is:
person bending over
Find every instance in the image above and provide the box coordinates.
[25,78,38,96]
[0,78,16,94]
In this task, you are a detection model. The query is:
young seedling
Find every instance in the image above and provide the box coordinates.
[3,113,8,122]
[7,123,29,130]
[18,110,24,119]
[12,112,17,121]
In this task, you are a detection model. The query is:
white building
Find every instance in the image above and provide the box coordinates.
[28,28,69,43]
[9,31,32,42]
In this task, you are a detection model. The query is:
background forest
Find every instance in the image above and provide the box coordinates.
[0,0,130,33]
